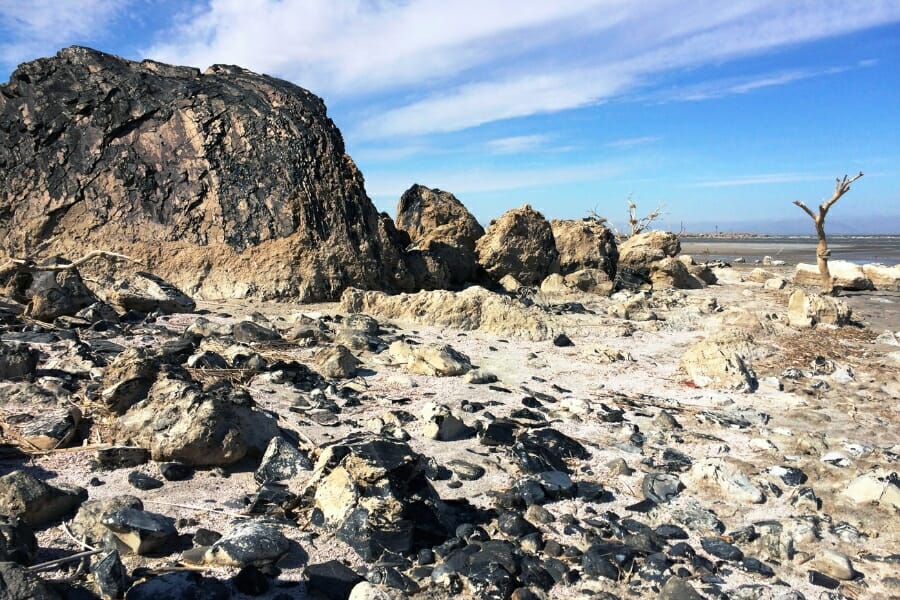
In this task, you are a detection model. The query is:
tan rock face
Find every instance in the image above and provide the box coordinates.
[680,330,758,391]
[863,263,900,291]
[0,46,415,301]
[618,231,680,273]
[787,290,852,328]
[550,218,618,278]
[476,205,559,285]
[794,261,873,290]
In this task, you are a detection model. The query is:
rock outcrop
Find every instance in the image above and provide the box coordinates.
[550,218,618,279]
[794,261,873,291]
[476,205,559,285]
[395,184,484,288]
[0,46,414,301]
[787,290,852,328]
[863,263,900,292]
[618,231,680,280]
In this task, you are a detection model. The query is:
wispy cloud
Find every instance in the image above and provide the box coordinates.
[142,1,900,140]
[0,0,129,74]
[690,172,829,187]
[652,66,852,102]
[606,136,661,149]
[484,134,551,154]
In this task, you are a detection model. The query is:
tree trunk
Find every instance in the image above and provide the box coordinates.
[814,219,833,294]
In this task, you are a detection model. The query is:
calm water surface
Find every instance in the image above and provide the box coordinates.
[680,236,900,265]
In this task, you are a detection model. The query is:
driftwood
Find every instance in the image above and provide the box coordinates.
[0,249,143,276]
[793,172,864,294]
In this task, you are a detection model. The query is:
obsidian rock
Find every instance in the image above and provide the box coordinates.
[127,471,164,491]
[159,462,193,481]
[700,537,744,562]
[91,549,129,599]
[305,560,364,600]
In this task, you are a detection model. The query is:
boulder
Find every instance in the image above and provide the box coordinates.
[794,261,873,290]
[550,218,618,278]
[182,520,290,567]
[112,377,279,466]
[0,516,38,565]
[70,496,144,548]
[316,345,361,379]
[680,331,758,391]
[396,184,484,287]
[0,406,81,450]
[0,46,416,301]
[787,290,852,328]
[0,342,39,381]
[101,507,178,555]
[100,347,160,414]
[388,341,471,376]
[748,268,777,283]
[107,271,196,313]
[11,260,98,322]
[618,231,680,275]
[476,205,559,285]
[683,459,765,504]
[304,433,452,561]
[0,470,87,527]
[420,402,474,441]
[341,286,553,341]
[255,437,313,484]
[863,263,900,291]
[649,258,703,290]
[563,268,614,295]
[0,561,62,600]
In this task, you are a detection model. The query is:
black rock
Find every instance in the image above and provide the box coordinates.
[417,548,435,565]
[95,446,150,470]
[582,542,636,581]
[0,516,38,565]
[480,419,518,446]
[159,462,193,481]
[772,465,807,486]
[512,428,589,474]
[365,566,420,594]
[700,537,743,562]
[660,448,693,472]
[158,335,198,365]
[639,552,673,584]
[193,528,222,547]
[659,576,704,600]
[576,481,605,501]
[255,437,313,484]
[447,460,486,481]
[233,321,282,343]
[521,396,542,408]
[233,565,270,595]
[127,471,164,491]
[101,507,178,555]
[305,560,364,600]
[655,524,689,540]
[0,560,61,600]
[91,549,129,600]
[552,334,574,347]
[186,350,229,369]
[126,571,230,600]
[668,542,695,558]
[808,569,841,589]
[518,554,555,590]
[184,521,289,568]
[642,473,683,504]
[740,557,774,577]
[498,512,538,538]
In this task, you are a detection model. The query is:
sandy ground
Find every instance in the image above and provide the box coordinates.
[2,265,899,599]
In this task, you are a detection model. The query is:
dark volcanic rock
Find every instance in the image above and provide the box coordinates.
[0,341,39,381]
[0,470,87,527]
[0,46,417,301]
[90,549,129,599]
[101,507,177,555]
[0,561,62,599]
[0,516,38,565]
[126,571,230,600]
[127,471,164,491]
[305,560,364,600]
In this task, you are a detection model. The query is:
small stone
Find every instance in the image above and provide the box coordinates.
[480,419,517,446]
[653,410,681,430]
[770,466,807,486]
[101,507,178,555]
[349,581,392,600]
[233,320,282,343]
[807,569,841,589]
[159,462,193,481]
[0,515,38,565]
[701,537,743,561]
[421,402,474,441]
[552,333,574,347]
[607,458,634,476]
[95,446,150,470]
[192,528,222,547]
[233,565,271,595]
[127,471,164,491]
[642,473,683,504]
[525,505,555,524]
[816,548,856,580]
[0,470,87,527]
[91,549,129,599]
[498,512,538,537]
[465,369,499,384]
[126,571,229,600]
[0,561,61,600]
[655,524,688,540]
[306,560,364,600]
[740,557,774,577]
[255,436,313,484]
[792,486,820,510]
[447,459,485,481]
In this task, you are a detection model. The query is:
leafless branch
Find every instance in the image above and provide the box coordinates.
[822,171,864,214]
[793,200,817,221]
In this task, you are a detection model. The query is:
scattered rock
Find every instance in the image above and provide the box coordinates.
[108,272,196,314]
[306,560,364,600]
[421,402,474,441]
[389,341,471,376]
[618,231,680,280]
[684,459,764,504]
[182,520,289,567]
[233,319,282,343]
[100,347,159,414]
[101,507,177,555]
[0,342,39,381]
[815,548,856,580]
[794,261,873,290]
[70,496,144,547]
[0,470,86,527]
[255,436,313,484]
[0,560,62,599]
[125,570,230,600]
[127,471,164,491]
[551,218,618,279]
[680,331,758,391]
[91,549,129,599]
[95,446,150,470]
[476,205,559,285]
[862,263,900,291]
[317,344,362,379]
[1,406,81,450]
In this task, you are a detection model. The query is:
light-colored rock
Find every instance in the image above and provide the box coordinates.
[650,257,703,290]
[550,218,618,278]
[107,271,196,313]
[684,459,765,504]
[618,231,680,272]
[787,289,852,328]
[815,548,855,580]
[421,402,473,441]
[476,205,559,285]
[388,341,471,376]
[539,273,570,295]
[564,268,614,295]
[863,263,900,291]
[764,277,787,290]
[680,331,757,391]
[794,261,873,290]
[316,345,361,379]
[341,286,554,341]
[349,582,394,600]
[748,268,776,283]
[843,474,900,510]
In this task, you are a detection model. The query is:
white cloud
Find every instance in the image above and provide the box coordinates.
[138,1,900,139]
[606,136,661,149]
[0,0,128,71]
[485,135,551,155]
[690,172,828,187]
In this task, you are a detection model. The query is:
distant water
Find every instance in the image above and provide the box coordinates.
[680,236,900,266]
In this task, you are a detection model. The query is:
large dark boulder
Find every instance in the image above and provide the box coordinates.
[0,46,415,301]
[395,184,484,288]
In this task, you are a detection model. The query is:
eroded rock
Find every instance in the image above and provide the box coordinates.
[476,205,559,285]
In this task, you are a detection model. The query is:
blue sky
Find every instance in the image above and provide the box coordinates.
[2,1,899,232]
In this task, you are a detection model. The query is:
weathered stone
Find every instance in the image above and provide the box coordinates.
[0,470,86,527]
[680,330,758,391]
[447,460,485,481]
[233,320,282,343]
[0,516,38,565]
[20,262,98,322]
[75,301,120,324]
[107,271,195,313]
[389,341,471,376]
[0,561,62,599]
[101,507,177,555]
[551,218,618,279]
[650,258,704,290]
[396,184,485,287]
[127,471,164,491]
[0,46,416,301]
[815,548,856,580]
[94,447,150,470]
[100,347,159,414]
[618,231,680,278]
[306,560,364,600]
[0,342,39,381]
[863,263,900,291]
[125,570,230,600]
[642,473,683,504]
[748,268,777,283]
[476,205,559,285]
[159,462,192,481]
[255,436,313,484]
[316,344,361,379]
[563,268,614,295]
[787,289,852,328]
[794,260,873,290]
[1,406,81,450]
[70,496,144,547]
[112,377,279,466]
[684,459,764,504]
[512,428,589,475]
[658,575,703,599]
[421,402,474,441]
[182,520,289,567]
[342,286,554,341]
[91,549,129,599]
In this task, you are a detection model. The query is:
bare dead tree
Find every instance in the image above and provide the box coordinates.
[793,171,864,295]
[626,195,664,237]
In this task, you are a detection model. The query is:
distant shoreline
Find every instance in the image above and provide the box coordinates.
[678,233,899,239]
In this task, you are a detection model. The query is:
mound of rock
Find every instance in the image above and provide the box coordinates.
[396,185,484,288]
[341,286,554,341]
[476,205,559,285]
[0,46,414,301]
[794,261,873,291]
[550,218,618,279]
